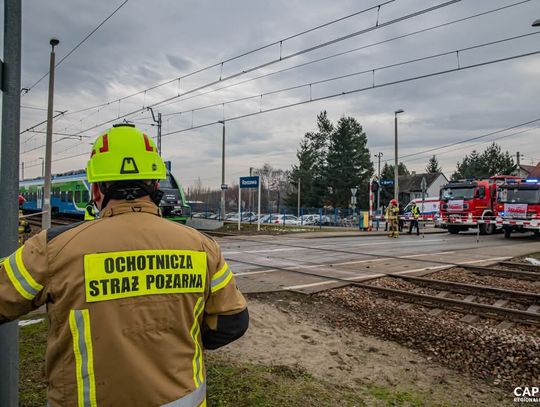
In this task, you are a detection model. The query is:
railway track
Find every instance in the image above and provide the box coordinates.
[361,276,540,326]
[228,253,540,327]
[26,216,79,228]
[459,265,540,281]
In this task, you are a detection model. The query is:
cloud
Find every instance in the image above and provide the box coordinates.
[16,0,540,187]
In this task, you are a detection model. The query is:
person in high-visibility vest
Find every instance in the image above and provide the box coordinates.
[0,124,249,406]
[388,199,399,238]
[384,205,389,232]
[407,201,420,236]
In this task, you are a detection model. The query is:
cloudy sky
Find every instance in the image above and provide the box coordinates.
[8,0,540,188]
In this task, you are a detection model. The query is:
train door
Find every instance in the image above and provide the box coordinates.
[36,186,43,209]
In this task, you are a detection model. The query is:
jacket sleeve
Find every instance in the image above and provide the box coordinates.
[0,232,50,324]
[201,238,248,350]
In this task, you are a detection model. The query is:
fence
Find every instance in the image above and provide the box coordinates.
[188,204,375,229]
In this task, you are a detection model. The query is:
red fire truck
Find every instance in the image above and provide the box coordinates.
[497,178,540,238]
[439,175,519,235]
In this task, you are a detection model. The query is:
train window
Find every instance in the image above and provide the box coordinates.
[61,191,67,202]
[75,190,81,202]
[82,191,89,203]
[68,191,73,202]
[159,175,177,189]
[54,188,60,198]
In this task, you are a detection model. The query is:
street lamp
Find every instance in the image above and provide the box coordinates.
[532,19,540,27]
[42,37,59,230]
[394,109,404,203]
[218,120,226,220]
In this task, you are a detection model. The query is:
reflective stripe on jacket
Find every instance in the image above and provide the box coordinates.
[0,199,247,406]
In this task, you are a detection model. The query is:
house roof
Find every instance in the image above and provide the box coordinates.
[529,163,540,178]
[398,172,447,193]
[519,164,537,175]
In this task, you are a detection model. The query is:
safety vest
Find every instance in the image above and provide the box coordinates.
[411,206,420,219]
[388,206,399,220]
[0,199,246,406]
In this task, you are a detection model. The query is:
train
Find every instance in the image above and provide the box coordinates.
[19,168,190,223]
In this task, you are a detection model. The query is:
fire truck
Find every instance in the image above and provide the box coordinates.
[439,175,518,235]
[497,178,540,238]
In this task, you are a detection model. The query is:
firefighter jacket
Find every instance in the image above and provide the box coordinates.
[388,205,399,220]
[0,199,249,407]
[411,205,420,219]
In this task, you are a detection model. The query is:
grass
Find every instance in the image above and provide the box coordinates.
[19,317,432,407]
[19,315,48,407]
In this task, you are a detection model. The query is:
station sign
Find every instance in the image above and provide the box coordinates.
[240,176,259,189]
[380,179,394,186]
[221,184,228,190]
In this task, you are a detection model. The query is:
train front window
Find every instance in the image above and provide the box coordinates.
[159,175,177,189]
[82,190,89,203]
[75,191,81,203]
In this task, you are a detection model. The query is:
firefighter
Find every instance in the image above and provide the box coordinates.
[18,194,30,246]
[388,199,399,238]
[0,124,249,407]
[407,201,420,236]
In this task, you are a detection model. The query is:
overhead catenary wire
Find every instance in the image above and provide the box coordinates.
[61,0,399,117]
[51,25,538,144]
[157,41,540,137]
[22,0,130,95]
[148,0,531,115]
[141,32,539,123]
[61,0,460,131]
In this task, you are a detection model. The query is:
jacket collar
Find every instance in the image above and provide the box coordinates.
[99,199,162,218]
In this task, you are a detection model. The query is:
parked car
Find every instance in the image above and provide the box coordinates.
[272,214,301,225]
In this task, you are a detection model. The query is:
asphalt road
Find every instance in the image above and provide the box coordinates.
[219,231,540,294]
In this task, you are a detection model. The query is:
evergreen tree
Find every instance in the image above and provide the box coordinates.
[286,111,332,208]
[324,116,373,207]
[426,155,442,174]
[452,143,515,179]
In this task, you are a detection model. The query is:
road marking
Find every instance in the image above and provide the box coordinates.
[231,255,511,278]
[282,257,511,290]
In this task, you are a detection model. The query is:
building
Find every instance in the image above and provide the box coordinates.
[398,172,448,203]
[518,163,540,178]
[517,164,538,178]
[529,163,540,179]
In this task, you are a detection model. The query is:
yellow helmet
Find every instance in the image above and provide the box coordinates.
[86,124,166,183]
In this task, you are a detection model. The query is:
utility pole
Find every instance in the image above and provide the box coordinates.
[297,178,301,217]
[516,151,520,175]
[42,38,60,230]
[0,1,22,404]
[218,121,226,220]
[147,107,162,156]
[21,162,24,180]
[394,109,404,203]
[249,167,254,213]
[374,152,383,214]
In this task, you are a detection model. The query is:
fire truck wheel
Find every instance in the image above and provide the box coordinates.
[479,223,495,235]
[447,226,460,234]
[534,230,540,238]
